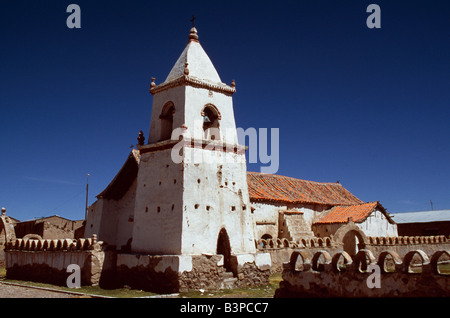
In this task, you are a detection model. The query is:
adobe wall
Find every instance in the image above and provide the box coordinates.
[366,235,450,258]
[14,217,85,240]
[4,235,104,286]
[257,234,450,272]
[275,249,450,297]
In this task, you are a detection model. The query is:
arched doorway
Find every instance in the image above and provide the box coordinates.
[217,228,232,273]
[342,230,362,256]
[334,223,367,257]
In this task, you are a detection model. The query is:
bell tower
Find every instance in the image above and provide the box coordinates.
[131,27,257,256]
[147,27,239,146]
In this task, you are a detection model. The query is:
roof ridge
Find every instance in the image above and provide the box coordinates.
[247,171,342,186]
[338,201,379,208]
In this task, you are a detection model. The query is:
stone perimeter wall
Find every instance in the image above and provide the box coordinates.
[257,234,450,272]
[4,236,271,293]
[4,231,449,295]
[4,235,105,286]
[275,249,450,297]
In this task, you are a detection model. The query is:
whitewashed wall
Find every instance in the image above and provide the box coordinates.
[85,200,102,239]
[131,148,184,254]
[252,201,326,241]
[312,209,398,238]
[181,147,256,255]
[148,86,186,144]
[85,179,136,250]
[357,209,398,237]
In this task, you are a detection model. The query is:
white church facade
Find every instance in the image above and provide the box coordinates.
[83,26,398,291]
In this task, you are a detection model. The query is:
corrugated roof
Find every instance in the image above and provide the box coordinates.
[391,210,450,224]
[247,171,363,206]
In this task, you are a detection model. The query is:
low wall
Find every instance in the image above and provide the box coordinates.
[257,235,450,272]
[366,235,450,258]
[275,249,450,297]
[5,235,105,286]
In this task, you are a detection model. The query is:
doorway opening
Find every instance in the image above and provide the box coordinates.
[217,228,233,273]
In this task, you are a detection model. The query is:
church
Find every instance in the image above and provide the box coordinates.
[83,26,397,291]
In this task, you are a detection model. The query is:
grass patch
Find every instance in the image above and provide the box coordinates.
[0,267,6,279]
[438,263,450,274]
[179,273,282,298]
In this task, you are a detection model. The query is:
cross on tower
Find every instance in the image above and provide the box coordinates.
[190,15,196,27]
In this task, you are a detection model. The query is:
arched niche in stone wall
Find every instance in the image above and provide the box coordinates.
[290,250,312,272]
[377,250,402,273]
[23,234,43,241]
[403,250,430,274]
[430,250,450,275]
[331,251,353,272]
[311,250,332,272]
[353,249,376,272]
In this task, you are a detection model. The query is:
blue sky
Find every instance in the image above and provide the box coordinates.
[1,1,449,221]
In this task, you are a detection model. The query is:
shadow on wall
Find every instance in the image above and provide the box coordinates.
[276,248,450,298]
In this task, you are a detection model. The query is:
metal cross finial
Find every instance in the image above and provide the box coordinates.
[190,15,196,27]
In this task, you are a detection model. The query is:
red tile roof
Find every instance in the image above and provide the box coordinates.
[247,172,363,206]
[313,201,393,224]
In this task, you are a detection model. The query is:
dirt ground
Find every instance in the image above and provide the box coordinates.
[0,282,85,298]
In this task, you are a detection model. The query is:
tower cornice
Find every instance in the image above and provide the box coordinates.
[150,75,236,96]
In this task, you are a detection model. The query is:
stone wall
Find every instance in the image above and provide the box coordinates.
[4,235,104,286]
[112,252,271,293]
[257,234,450,272]
[275,249,450,297]
[366,235,450,258]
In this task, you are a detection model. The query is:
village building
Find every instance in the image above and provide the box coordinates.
[14,215,85,240]
[391,209,450,236]
[0,212,84,267]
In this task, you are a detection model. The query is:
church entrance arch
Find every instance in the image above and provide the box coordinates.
[342,230,363,256]
[333,223,367,257]
[217,228,232,273]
